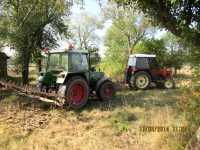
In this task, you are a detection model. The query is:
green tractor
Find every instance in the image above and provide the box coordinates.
[37,49,115,109]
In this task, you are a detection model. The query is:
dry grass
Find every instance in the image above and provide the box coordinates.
[0,83,188,150]
[1,67,191,150]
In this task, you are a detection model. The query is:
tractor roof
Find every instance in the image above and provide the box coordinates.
[129,54,156,58]
[48,49,88,54]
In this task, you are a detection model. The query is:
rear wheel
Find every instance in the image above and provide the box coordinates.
[65,76,89,109]
[97,80,115,101]
[134,71,151,90]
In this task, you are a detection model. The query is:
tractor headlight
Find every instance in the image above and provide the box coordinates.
[38,72,44,82]
[56,72,67,84]
[38,76,44,82]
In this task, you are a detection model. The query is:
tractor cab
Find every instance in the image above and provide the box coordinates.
[37,48,115,109]
[47,50,89,73]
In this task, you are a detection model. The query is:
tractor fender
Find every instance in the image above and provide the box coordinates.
[96,77,113,91]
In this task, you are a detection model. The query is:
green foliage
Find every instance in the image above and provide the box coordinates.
[0,0,71,83]
[113,0,200,72]
[162,32,187,69]
[176,68,200,148]
[178,88,200,145]
[114,0,200,49]
[186,97,200,126]
[101,5,149,79]
[88,47,101,67]
[135,36,186,69]
[192,66,200,80]
[189,47,200,65]
[134,38,168,66]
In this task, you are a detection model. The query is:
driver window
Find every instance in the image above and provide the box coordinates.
[69,53,88,72]
[81,54,89,70]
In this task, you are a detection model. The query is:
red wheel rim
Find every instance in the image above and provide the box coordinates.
[69,83,85,105]
[104,84,113,97]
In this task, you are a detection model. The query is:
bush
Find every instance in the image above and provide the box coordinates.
[177,68,200,148]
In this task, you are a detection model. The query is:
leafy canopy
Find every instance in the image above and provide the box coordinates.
[114,0,200,49]
[101,3,151,79]
[0,0,71,83]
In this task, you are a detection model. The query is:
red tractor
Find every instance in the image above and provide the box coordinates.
[125,54,175,90]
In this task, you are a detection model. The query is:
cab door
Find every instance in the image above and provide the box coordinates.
[148,57,160,80]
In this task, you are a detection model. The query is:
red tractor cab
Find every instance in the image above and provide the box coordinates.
[125,54,175,90]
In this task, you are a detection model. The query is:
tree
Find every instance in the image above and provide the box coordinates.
[162,32,187,72]
[0,0,71,84]
[71,12,102,49]
[134,36,187,73]
[103,2,150,54]
[114,0,200,49]
[134,38,168,67]
[102,4,151,79]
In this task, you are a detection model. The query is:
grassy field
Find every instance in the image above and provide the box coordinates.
[0,78,190,150]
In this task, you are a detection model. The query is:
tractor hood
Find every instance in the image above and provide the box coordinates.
[38,70,67,86]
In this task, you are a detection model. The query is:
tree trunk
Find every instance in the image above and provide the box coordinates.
[38,59,42,72]
[22,50,31,84]
[127,35,132,55]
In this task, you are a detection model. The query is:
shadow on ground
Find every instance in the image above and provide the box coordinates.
[85,88,181,112]
[0,87,182,113]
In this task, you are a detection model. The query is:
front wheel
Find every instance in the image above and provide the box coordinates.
[65,76,89,109]
[97,80,115,101]
[164,79,175,89]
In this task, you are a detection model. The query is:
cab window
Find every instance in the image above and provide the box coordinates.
[48,53,68,71]
[69,53,88,72]
[136,57,149,68]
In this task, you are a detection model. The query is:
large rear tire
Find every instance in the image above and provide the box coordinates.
[65,76,89,109]
[134,71,151,90]
[97,80,115,101]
